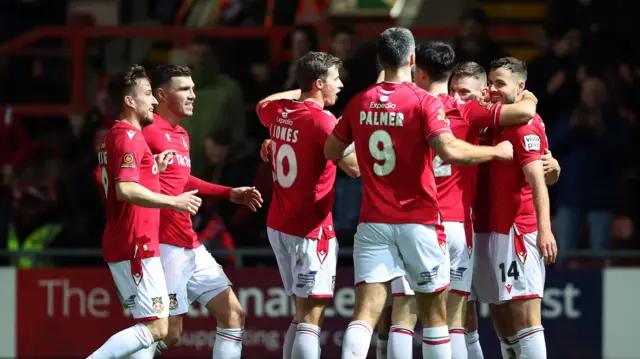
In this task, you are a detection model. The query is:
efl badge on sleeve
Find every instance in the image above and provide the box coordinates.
[120,153,136,168]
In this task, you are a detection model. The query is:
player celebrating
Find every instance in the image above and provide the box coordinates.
[129,64,262,359]
[257,51,359,359]
[324,27,512,359]
[474,57,558,359]
[88,65,202,359]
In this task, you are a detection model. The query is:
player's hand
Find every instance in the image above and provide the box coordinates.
[230,186,263,212]
[537,230,557,266]
[493,141,514,161]
[541,149,559,174]
[172,190,202,215]
[154,150,175,173]
[521,90,538,104]
[260,140,272,162]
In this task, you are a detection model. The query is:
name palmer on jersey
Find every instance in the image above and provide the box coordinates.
[360,100,405,127]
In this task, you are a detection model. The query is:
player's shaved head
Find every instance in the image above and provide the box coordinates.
[415,41,456,83]
[108,65,149,113]
[490,57,527,82]
[452,61,487,84]
[150,64,192,92]
[296,51,342,92]
[377,27,415,69]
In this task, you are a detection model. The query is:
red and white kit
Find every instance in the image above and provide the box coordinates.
[98,121,168,321]
[333,81,450,293]
[474,115,548,304]
[143,114,231,315]
[257,99,338,298]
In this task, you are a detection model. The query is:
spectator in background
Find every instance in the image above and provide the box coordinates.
[0,106,31,264]
[528,28,583,124]
[272,25,318,91]
[548,77,629,263]
[453,8,507,71]
[180,36,247,178]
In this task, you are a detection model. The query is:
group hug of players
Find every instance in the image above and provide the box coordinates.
[87,26,558,359]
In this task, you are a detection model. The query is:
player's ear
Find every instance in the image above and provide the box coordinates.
[408,52,415,67]
[314,78,324,90]
[155,87,166,102]
[124,95,135,109]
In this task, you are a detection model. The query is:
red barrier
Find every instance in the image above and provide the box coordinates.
[17,268,376,358]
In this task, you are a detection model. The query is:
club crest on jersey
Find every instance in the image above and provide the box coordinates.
[168,293,178,310]
[437,108,450,126]
[152,297,164,314]
[181,136,188,150]
[477,100,495,111]
[120,152,135,169]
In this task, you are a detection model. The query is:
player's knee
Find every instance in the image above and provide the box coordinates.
[227,302,246,328]
[465,301,479,332]
[505,297,542,331]
[145,317,169,342]
[391,296,418,328]
[446,291,467,327]
[297,297,330,326]
[416,290,447,327]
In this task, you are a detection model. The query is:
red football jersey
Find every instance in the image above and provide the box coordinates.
[332,82,450,224]
[98,121,161,263]
[471,127,495,233]
[143,114,199,248]
[257,99,337,239]
[488,115,548,235]
[435,95,503,222]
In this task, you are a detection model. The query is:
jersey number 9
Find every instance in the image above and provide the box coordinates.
[368,129,396,176]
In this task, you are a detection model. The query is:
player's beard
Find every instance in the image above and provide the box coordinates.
[503,89,517,104]
[138,108,154,127]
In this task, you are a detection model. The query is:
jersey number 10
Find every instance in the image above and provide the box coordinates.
[271,142,298,188]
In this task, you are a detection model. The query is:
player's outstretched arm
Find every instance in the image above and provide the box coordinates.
[324,134,352,161]
[523,160,557,265]
[429,132,514,165]
[337,151,360,178]
[496,90,538,125]
[257,89,302,107]
[187,175,232,198]
[541,149,561,185]
[115,182,202,214]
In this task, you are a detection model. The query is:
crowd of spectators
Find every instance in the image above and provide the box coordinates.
[0,0,638,268]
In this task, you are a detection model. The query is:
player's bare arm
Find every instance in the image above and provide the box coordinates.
[337,152,360,178]
[115,182,202,215]
[324,133,351,161]
[260,139,271,162]
[541,149,561,185]
[429,132,513,165]
[257,89,302,106]
[495,90,538,125]
[522,160,558,265]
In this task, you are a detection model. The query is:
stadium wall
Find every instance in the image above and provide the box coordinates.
[0,267,636,359]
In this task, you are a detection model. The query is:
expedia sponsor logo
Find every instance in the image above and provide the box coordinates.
[276,117,293,125]
[370,102,396,109]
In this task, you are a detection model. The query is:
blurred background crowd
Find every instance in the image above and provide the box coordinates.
[0,0,638,269]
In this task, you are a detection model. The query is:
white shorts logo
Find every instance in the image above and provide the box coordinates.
[523,135,540,151]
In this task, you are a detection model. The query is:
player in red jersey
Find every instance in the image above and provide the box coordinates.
[88,65,202,359]
[323,27,512,359]
[474,57,558,359]
[257,51,359,359]
[127,64,262,359]
[374,44,539,359]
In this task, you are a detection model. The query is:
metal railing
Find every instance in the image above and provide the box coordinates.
[0,24,539,118]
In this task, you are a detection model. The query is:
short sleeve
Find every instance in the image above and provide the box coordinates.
[459,100,503,128]
[332,103,353,144]
[504,123,542,167]
[315,110,339,145]
[256,100,279,127]
[422,95,452,142]
[111,133,145,183]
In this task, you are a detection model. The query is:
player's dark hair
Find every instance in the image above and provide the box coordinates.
[149,64,192,91]
[107,65,149,113]
[377,27,415,69]
[415,41,456,83]
[452,61,487,82]
[490,57,527,81]
[331,24,355,38]
[296,51,342,92]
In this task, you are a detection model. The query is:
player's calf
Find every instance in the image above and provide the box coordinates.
[388,295,418,359]
[447,291,468,359]
[416,290,452,359]
[464,301,484,359]
[342,282,388,359]
[500,298,546,359]
[376,306,392,359]
[291,297,330,359]
[206,288,245,359]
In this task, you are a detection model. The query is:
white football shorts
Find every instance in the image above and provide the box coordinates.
[445,221,474,296]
